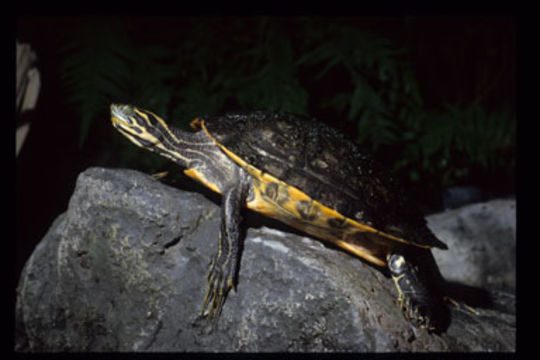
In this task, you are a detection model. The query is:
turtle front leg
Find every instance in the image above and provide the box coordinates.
[201,172,250,319]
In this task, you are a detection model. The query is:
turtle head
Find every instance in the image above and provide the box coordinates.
[111,104,164,148]
[110,104,187,163]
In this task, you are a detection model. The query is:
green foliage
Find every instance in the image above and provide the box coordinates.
[59,17,515,188]
[298,23,423,149]
[169,19,308,123]
[233,21,308,115]
[59,18,131,146]
[412,104,515,186]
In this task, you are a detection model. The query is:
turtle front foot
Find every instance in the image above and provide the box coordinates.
[201,255,235,319]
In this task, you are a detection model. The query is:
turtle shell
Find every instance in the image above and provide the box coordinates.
[198,111,446,262]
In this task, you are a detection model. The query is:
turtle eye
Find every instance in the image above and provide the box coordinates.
[111,104,137,124]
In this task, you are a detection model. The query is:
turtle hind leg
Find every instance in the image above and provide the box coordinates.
[387,250,450,333]
[201,172,250,320]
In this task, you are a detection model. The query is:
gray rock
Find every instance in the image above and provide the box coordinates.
[16,167,515,352]
[428,199,516,293]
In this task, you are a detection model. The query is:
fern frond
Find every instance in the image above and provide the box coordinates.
[60,18,132,146]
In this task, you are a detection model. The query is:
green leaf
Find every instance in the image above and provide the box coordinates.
[59,18,132,147]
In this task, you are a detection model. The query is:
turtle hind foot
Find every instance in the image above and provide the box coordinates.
[399,296,447,334]
[388,253,450,334]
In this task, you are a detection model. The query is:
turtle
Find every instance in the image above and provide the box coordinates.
[110,104,450,332]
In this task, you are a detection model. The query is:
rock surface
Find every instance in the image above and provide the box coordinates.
[428,199,516,293]
[15,168,515,352]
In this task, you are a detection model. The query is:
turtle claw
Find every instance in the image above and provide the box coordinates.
[201,256,234,320]
[399,296,436,332]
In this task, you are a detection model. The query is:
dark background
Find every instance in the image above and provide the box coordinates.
[15,15,516,281]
